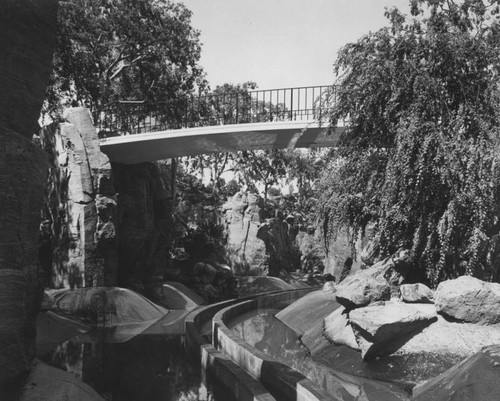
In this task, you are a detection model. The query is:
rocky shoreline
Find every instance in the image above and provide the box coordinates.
[277,253,500,400]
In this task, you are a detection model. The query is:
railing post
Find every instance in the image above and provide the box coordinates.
[235,92,239,124]
[290,88,294,121]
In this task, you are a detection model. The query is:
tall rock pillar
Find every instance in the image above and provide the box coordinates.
[0,0,58,385]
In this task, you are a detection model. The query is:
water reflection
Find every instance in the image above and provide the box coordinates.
[231,309,412,401]
[42,335,229,401]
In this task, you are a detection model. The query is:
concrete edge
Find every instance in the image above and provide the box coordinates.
[212,289,334,401]
[185,289,317,401]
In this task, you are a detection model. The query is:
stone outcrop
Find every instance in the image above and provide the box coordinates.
[222,192,300,276]
[40,108,118,288]
[335,265,391,310]
[396,313,500,357]
[222,192,267,274]
[349,302,437,359]
[400,283,434,303]
[111,160,174,295]
[0,0,58,386]
[413,345,500,401]
[435,275,500,324]
[257,216,301,276]
[324,307,359,350]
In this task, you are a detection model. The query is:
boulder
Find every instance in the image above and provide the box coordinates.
[324,307,359,350]
[323,281,336,292]
[191,262,217,284]
[349,302,437,359]
[413,345,500,401]
[435,276,500,324]
[335,265,391,310]
[400,283,434,304]
[396,314,500,358]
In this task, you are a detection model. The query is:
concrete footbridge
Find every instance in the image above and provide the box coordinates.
[98,85,343,164]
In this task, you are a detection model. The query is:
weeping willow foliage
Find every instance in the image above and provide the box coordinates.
[320,0,500,285]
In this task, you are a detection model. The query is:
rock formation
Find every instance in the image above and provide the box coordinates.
[335,265,391,310]
[222,191,301,276]
[435,275,500,324]
[40,108,118,288]
[112,160,174,295]
[400,282,434,303]
[348,302,437,359]
[0,0,58,386]
[413,344,500,401]
[222,192,267,274]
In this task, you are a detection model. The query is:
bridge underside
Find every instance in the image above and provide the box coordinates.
[100,121,343,164]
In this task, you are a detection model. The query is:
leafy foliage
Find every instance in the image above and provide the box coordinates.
[321,0,500,284]
[45,0,205,121]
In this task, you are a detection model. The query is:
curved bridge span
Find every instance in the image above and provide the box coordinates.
[98,85,342,164]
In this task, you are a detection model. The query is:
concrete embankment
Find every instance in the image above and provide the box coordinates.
[185,287,334,401]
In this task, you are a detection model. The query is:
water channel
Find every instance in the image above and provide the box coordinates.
[38,299,455,401]
[230,305,462,401]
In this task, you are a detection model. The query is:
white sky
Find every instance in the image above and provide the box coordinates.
[180,0,412,89]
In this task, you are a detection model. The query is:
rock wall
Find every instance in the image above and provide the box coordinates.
[296,226,370,280]
[112,161,174,296]
[40,108,118,288]
[41,107,174,298]
[0,0,58,385]
[223,192,267,274]
[222,192,301,276]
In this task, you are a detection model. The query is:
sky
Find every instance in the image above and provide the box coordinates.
[180,0,411,90]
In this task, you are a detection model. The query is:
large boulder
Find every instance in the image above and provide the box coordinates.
[413,345,500,401]
[400,283,434,304]
[349,302,437,359]
[335,265,391,310]
[396,314,500,358]
[324,306,359,350]
[435,275,500,324]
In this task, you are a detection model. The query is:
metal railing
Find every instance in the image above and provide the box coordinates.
[97,85,336,136]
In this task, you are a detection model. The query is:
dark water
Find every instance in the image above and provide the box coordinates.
[231,308,414,401]
[40,335,233,401]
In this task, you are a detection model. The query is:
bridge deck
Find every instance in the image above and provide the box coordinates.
[100,120,342,164]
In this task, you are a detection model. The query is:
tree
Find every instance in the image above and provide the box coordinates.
[321,0,500,284]
[45,0,205,122]
[235,149,290,205]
